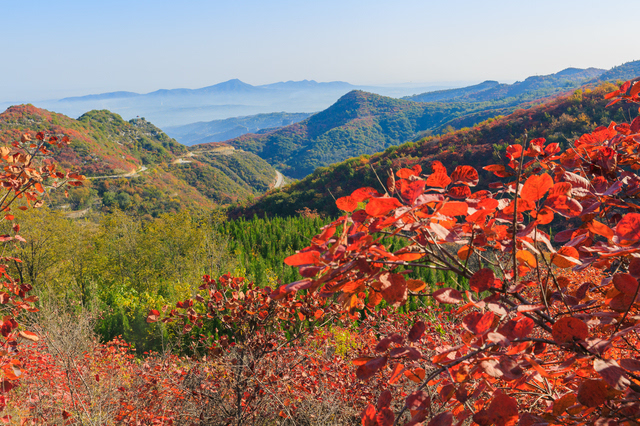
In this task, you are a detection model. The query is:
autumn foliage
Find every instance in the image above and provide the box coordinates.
[6,80,640,425]
[266,79,640,425]
[0,131,84,417]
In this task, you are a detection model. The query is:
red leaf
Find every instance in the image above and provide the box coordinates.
[147,309,161,323]
[408,321,426,342]
[376,408,394,426]
[427,412,453,426]
[513,317,534,339]
[613,273,639,296]
[483,164,512,178]
[433,288,463,304]
[450,165,479,187]
[284,251,321,266]
[362,404,377,426]
[365,197,402,217]
[405,390,430,410]
[379,272,408,308]
[520,173,553,202]
[351,187,381,202]
[447,185,472,199]
[544,195,582,218]
[469,268,495,293]
[577,379,608,407]
[552,316,588,343]
[462,311,495,335]
[594,358,630,391]
[378,390,392,409]
[356,356,387,380]
[615,213,640,245]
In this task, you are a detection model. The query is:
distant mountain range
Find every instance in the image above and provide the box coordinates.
[197,61,640,178]
[4,80,450,128]
[165,112,313,145]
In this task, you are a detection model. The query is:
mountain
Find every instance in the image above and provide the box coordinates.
[165,112,313,145]
[232,81,630,218]
[204,91,471,178]
[204,66,634,179]
[405,67,605,103]
[403,81,501,103]
[20,79,460,128]
[592,59,640,82]
[0,105,279,216]
[28,79,363,128]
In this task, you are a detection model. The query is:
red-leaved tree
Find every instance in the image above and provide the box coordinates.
[270,79,640,426]
[0,132,84,416]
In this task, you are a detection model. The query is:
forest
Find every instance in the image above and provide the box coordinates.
[0,79,640,426]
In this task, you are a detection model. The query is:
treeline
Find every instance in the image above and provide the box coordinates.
[7,208,461,354]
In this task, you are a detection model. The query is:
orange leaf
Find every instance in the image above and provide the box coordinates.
[587,220,614,240]
[457,245,472,260]
[404,367,426,383]
[516,250,537,268]
[520,173,553,202]
[407,279,426,292]
[439,201,468,217]
[544,195,582,217]
[389,363,405,384]
[551,246,580,268]
[336,196,358,212]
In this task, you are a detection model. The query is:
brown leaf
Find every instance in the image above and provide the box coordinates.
[469,268,495,293]
[594,358,630,390]
[433,288,463,304]
[577,379,608,407]
[356,356,387,380]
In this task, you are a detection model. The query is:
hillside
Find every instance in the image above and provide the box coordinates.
[165,112,312,145]
[232,82,632,218]
[0,105,279,216]
[405,67,604,103]
[202,91,483,178]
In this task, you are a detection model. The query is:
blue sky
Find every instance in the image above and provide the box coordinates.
[2,0,639,101]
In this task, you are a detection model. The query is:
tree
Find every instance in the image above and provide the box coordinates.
[0,131,84,414]
[271,79,640,425]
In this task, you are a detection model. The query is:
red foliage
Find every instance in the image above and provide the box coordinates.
[272,79,640,425]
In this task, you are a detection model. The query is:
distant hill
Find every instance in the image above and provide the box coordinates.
[233,81,633,218]
[206,65,640,179]
[405,67,604,103]
[203,91,475,178]
[165,112,313,145]
[591,59,640,82]
[0,105,279,216]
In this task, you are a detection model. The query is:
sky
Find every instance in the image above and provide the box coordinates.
[1,0,639,102]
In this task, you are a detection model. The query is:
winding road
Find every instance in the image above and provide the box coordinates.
[274,170,284,188]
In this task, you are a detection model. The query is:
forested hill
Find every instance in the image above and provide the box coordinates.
[0,105,278,216]
[405,67,604,103]
[198,90,485,178]
[232,82,633,218]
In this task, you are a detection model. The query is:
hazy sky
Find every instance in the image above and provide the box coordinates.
[2,0,638,102]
